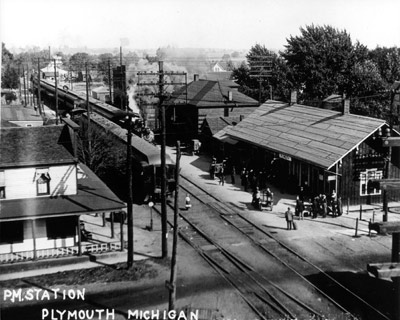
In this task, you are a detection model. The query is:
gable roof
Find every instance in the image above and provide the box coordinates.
[221,101,386,169]
[168,79,259,108]
[0,125,75,168]
[202,116,240,135]
[0,164,125,221]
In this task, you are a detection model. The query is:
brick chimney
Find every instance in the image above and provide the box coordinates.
[290,90,297,105]
[194,74,199,81]
[343,99,350,115]
[228,91,233,101]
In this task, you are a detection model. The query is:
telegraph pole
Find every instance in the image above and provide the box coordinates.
[249,53,273,104]
[159,61,168,258]
[136,63,187,259]
[85,62,92,157]
[54,59,59,124]
[127,113,134,268]
[108,59,113,104]
[168,140,181,311]
[22,65,27,106]
[37,58,42,115]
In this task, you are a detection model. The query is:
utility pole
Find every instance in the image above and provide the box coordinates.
[85,62,92,157]
[22,65,27,106]
[249,53,273,104]
[108,59,113,104]
[136,62,187,259]
[37,58,42,115]
[126,113,134,268]
[167,140,181,311]
[159,61,168,258]
[54,59,59,124]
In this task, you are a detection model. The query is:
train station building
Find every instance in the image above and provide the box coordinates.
[215,101,400,205]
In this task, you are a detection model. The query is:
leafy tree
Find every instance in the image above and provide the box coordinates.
[97,53,117,84]
[282,25,358,101]
[69,52,91,74]
[1,43,19,89]
[369,46,400,84]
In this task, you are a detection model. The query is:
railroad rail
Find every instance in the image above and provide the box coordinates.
[159,174,392,320]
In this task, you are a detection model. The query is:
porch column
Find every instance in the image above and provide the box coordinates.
[77,216,82,256]
[31,219,37,260]
[110,212,114,238]
[120,217,124,252]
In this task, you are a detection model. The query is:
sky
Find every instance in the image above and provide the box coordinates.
[1,0,400,52]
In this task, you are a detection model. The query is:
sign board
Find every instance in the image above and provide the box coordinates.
[382,137,400,148]
[279,153,291,161]
[327,175,336,181]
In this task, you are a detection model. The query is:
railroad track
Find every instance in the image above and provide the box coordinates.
[160,174,391,320]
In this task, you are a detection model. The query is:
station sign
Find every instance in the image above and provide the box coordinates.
[279,153,292,161]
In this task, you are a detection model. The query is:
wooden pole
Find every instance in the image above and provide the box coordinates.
[37,59,42,115]
[31,220,37,260]
[159,61,168,259]
[127,114,134,268]
[355,218,359,238]
[169,140,181,311]
[77,216,82,256]
[54,59,59,124]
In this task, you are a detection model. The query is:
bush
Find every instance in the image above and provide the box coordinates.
[4,91,17,104]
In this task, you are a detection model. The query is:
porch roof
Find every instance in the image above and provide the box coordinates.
[0,164,126,221]
[219,101,386,169]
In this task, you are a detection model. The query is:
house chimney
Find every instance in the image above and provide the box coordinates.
[194,74,199,81]
[228,91,233,101]
[343,99,350,115]
[290,90,297,105]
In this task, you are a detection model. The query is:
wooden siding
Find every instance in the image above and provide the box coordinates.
[2,165,77,200]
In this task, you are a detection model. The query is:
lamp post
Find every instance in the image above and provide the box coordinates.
[148,201,154,231]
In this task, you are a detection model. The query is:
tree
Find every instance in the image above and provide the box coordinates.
[69,52,90,74]
[1,43,19,89]
[369,46,400,84]
[97,53,117,84]
[282,25,358,101]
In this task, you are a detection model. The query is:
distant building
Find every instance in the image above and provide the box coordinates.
[166,76,259,142]
[92,86,111,103]
[0,124,125,263]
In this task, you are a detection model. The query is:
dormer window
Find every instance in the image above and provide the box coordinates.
[35,168,51,196]
[0,171,5,199]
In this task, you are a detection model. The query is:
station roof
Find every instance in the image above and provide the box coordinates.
[0,125,75,168]
[220,101,386,169]
[168,79,259,108]
[0,164,126,221]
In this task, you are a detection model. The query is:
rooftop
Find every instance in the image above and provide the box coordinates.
[221,101,386,169]
[168,79,259,108]
[0,125,75,168]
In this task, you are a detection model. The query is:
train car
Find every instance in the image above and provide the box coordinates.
[32,78,129,122]
[76,112,175,204]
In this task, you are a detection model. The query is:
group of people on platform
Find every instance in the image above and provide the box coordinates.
[295,188,343,220]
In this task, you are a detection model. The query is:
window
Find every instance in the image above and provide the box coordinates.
[360,169,382,196]
[0,171,5,199]
[46,217,76,239]
[0,221,24,244]
[35,169,51,196]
